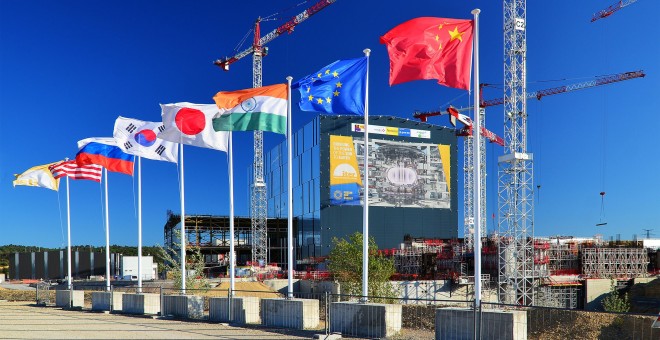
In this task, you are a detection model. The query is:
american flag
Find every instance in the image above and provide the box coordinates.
[48,160,103,182]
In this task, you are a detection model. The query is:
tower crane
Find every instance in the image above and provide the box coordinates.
[591,0,638,22]
[413,70,645,283]
[213,0,336,265]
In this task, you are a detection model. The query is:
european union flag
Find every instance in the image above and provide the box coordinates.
[292,57,366,115]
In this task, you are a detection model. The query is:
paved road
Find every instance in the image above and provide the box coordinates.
[0,301,317,339]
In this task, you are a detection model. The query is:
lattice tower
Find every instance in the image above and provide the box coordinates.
[499,0,536,305]
[463,109,487,254]
[251,50,268,265]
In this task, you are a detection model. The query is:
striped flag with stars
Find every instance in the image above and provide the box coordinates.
[293,57,367,115]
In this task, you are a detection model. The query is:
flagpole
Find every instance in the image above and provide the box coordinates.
[104,168,110,292]
[180,144,186,294]
[66,170,72,291]
[286,76,294,299]
[362,48,371,302]
[229,132,235,298]
[137,156,143,293]
[471,8,482,308]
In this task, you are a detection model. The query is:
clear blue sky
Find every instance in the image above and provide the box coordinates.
[1,1,658,248]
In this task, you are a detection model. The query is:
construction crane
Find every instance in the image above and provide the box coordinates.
[213,0,336,265]
[413,107,503,258]
[412,70,645,270]
[591,0,638,22]
[414,71,646,116]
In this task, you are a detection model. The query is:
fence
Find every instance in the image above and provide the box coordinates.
[32,283,660,339]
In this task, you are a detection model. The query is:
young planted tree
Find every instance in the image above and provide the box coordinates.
[156,230,210,292]
[602,281,630,313]
[328,232,396,302]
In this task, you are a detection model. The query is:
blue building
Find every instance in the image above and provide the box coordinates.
[258,114,458,264]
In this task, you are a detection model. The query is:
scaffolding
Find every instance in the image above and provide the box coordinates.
[537,285,580,309]
[581,248,649,279]
[394,249,423,275]
[548,242,580,275]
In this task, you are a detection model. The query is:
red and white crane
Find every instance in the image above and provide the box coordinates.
[591,0,638,22]
[213,0,336,265]
[412,70,645,273]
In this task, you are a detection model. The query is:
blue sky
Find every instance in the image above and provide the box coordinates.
[1,0,658,248]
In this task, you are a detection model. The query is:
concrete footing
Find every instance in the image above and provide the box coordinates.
[55,290,84,308]
[435,308,527,340]
[330,301,402,338]
[162,295,204,319]
[91,291,124,312]
[209,297,260,324]
[122,293,161,315]
[261,298,319,329]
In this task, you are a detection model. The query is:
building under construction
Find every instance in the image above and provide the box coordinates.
[163,211,292,277]
[382,235,651,309]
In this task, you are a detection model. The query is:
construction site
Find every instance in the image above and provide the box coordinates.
[150,0,659,314]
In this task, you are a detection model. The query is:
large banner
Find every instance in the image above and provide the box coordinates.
[330,135,451,208]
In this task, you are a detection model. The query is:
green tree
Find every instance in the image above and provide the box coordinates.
[328,232,396,302]
[602,281,630,313]
[156,231,209,292]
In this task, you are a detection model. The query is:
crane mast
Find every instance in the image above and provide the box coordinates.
[214,0,336,265]
[500,0,535,306]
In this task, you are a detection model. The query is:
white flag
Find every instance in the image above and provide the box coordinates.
[159,102,229,152]
[113,117,178,163]
[13,162,60,191]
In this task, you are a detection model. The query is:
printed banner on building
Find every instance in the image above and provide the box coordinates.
[330,135,451,209]
[330,135,363,205]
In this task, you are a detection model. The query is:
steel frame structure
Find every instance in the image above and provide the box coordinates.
[581,248,649,279]
[463,109,487,253]
[499,0,536,305]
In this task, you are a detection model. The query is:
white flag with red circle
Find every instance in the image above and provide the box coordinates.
[159,103,229,152]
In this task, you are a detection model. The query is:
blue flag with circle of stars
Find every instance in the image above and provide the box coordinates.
[292,57,367,115]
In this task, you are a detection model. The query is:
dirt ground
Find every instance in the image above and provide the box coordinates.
[527,308,660,340]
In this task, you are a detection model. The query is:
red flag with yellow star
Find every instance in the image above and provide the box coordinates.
[380,17,474,90]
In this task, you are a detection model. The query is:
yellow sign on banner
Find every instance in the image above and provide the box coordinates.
[329,135,362,186]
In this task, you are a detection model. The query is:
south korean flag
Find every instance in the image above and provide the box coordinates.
[113,116,179,163]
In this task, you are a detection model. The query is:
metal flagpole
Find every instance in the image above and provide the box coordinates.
[180,144,186,293]
[229,132,235,297]
[471,8,482,308]
[362,48,371,302]
[137,156,143,293]
[104,168,110,291]
[66,170,72,291]
[286,76,294,299]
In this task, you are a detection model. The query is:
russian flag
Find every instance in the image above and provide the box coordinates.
[76,137,135,175]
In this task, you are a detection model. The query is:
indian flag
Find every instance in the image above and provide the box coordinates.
[212,83,288,135]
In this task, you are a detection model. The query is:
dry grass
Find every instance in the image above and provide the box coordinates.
[210,281,281,298]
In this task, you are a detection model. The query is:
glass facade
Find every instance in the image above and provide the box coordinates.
[261,114,458,263]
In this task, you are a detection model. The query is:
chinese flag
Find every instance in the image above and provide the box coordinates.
[380,17,474,90]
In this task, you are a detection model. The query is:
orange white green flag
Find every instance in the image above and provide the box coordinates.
[212,83,288,135]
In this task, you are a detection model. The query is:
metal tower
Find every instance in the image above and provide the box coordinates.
[250,21,268,265]
[463,109,487,252]
[214,1,336,265]
[499,0,535,305]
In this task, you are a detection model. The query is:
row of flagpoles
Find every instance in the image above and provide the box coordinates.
[12,12,482,303]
